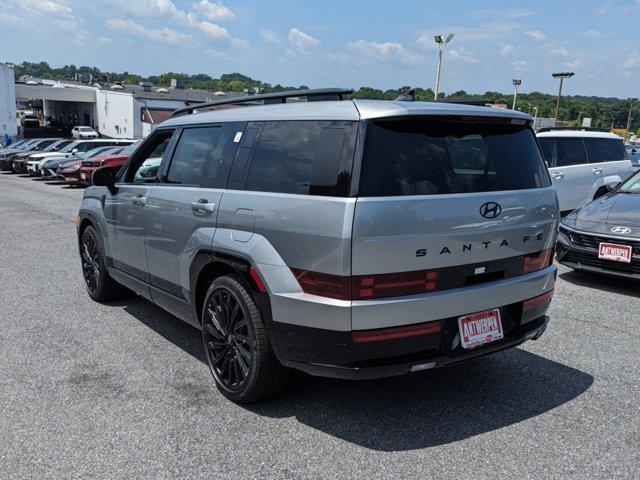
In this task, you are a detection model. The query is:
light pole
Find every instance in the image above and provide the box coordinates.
[533,106,538,129]
[434,33,454,101]
[552,72,574,126]
[626,98,637,141]
[512,79,521,110]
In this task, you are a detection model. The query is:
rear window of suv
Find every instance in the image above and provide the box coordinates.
[358,120,550,196]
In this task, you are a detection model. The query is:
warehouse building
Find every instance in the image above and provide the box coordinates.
[5,73,239,139]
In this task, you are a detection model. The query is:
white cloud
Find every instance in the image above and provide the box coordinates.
[565,59,583,69]
[288,28,321,52]
[17,0,73,17]
[346,39,422,65]
[548,45,569,56]
[193,0,235,21]
[501,44,515,56]
[623,55,639,69]
[447,47,478,64]
[525,30,548,43]
[579,29,603,38]
[260,29,282,44]
[106,18,190,44]
[197,20,229,39]
[512,60,527,72]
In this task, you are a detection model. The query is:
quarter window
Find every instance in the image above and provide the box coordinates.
[584,138,627,163]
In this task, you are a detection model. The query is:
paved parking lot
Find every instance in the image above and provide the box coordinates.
[1,172,639,479]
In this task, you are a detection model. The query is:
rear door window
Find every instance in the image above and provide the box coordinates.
[358,120,550,196]
[584,138,627,163]
[556,138,587,167]
[245,121,321,195]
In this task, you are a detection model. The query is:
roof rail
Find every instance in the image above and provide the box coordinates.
[171,87,353,117]
[537,126,609,133]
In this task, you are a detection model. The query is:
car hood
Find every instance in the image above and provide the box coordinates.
[0,148,26,156]
[30,152,71,160]
[562,192,640,235]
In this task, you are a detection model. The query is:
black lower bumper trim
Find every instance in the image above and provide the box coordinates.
[280,315,549,380]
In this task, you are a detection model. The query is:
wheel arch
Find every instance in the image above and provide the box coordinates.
[190,251,272,327]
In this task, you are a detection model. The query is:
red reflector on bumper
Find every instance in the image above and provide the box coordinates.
[353,321,442,343]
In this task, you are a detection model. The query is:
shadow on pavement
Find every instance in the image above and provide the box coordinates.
[114,295,593,451]
[559,269,639,298]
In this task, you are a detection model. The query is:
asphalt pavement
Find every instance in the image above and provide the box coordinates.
[0,172,638,479]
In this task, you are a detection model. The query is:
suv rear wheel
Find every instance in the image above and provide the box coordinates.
[202,275,289,403]
[80,225,125,301]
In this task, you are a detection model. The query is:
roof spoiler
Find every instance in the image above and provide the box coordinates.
[171,88,353,117]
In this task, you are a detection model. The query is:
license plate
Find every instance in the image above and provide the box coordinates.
[64,177,75,182]
[598,242,632,263]
[458,309,503,349]
[80,173,87,180]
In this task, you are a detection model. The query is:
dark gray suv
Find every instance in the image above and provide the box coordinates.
[78,89,558,403]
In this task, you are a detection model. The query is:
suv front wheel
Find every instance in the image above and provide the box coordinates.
[80,225,125,301]
[202,275,289,403]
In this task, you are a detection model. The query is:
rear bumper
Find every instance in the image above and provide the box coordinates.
[277,315,549,380]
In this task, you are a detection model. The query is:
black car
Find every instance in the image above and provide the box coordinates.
[557,171,640,279]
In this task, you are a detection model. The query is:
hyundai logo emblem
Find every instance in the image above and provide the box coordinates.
[610,226,631,235]
[479,202,502,219]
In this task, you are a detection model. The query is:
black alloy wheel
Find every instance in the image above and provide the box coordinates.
[81,228,101,296]
[203,286,253,392]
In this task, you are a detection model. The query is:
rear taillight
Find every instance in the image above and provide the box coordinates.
[291,268,440,301]
[353,321,441,343]
[290,268,351,300]
[522,289,554,323]
[352,270,439,300]
[522,247,554,274]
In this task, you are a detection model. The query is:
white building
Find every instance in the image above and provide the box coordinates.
[0,64,17,140]
[13,77,239,139]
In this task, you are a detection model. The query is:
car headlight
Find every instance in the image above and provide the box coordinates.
[73,164,80,170]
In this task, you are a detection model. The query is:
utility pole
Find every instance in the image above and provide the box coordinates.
[626,98,637,141]
[434,33,454,101]
[552,72,574,126]
[512,79,521,110]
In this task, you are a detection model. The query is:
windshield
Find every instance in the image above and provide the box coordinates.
[120,141,140,156]
[79,127,93,132]
[359,120,550,196]
[82,147,112,158]
[60,142,81,153]
[617,171,640,193]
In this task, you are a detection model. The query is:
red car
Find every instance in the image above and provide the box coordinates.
[75,141,140,185]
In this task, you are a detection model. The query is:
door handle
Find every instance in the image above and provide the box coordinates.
[132,195,147,206]
[552,172,564,179]
[592,168,603,174]
[191,199,216,213]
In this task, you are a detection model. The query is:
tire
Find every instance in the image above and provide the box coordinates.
[202,275,289,403]
[80,225,125,302]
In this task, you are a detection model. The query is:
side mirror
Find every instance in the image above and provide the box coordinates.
[594,181,620,200]
[92,167,118,194]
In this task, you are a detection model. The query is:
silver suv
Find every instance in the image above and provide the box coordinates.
[78,89,559,403]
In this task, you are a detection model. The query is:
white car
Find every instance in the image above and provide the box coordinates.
[537,129,632,213]
[72,126,99,139]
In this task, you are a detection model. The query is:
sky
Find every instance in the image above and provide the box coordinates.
[0,0,639,98]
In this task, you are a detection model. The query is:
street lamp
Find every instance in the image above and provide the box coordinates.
[626,98,637,141]
[512,79,521,110]
[552,72,574,126]
[434,33,454,101]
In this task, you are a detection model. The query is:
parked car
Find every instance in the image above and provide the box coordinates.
[626,145,640,169]
[537,128,632,213]
[71,126,99,139]
[0,139,38,170]
[79,90,558,403]
[58,146,126,185]
[557,169,640,279]
[10,138,62,173]
[76,141,141,185]
[23,139,74,175]
[21,114,40,128]
[29,139,134,177]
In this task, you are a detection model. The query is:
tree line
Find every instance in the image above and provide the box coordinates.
[11,61,638,133]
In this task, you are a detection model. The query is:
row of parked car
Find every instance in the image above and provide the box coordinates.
[0,137,138,185]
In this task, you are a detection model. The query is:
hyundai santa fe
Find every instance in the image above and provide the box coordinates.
[77,89,559,403]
